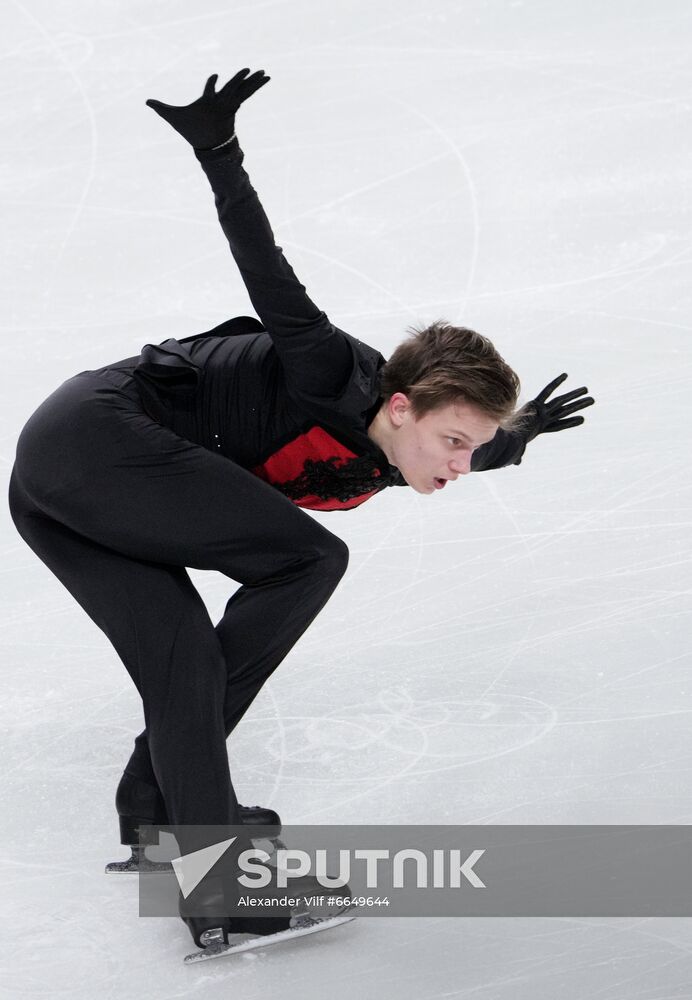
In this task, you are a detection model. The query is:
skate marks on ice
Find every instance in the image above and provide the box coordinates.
[183,911,356,964]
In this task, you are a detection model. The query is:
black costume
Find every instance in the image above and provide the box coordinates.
[8,136,528,843]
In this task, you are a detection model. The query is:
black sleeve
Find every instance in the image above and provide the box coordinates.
[194,136,353,398]
[470,427,529,471]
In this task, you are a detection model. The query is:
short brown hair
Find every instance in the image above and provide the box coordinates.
[379,319,521,429]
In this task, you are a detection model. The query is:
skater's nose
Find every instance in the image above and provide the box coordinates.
[449,451,472,475]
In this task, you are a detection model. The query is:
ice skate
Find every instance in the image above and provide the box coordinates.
[105,773,283,873]
[179,872,355,965]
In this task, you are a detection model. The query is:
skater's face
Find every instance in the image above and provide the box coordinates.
[369,394,499,494]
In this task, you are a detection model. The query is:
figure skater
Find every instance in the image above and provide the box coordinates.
[8,68,593,951]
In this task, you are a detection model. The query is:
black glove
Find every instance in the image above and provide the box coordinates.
[145,68,270,151]
[519,373,594,441]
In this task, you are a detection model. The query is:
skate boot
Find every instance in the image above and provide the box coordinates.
[105,772,283,873]
[179,871,354,964]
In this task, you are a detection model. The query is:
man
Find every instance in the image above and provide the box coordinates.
[8,68,592,951]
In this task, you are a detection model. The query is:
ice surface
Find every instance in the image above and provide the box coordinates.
[2,0,692,996]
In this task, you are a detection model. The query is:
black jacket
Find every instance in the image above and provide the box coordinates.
[113,137,528,511]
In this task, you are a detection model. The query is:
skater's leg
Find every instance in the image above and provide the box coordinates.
[123,553,348,786]
[8,468,238,836]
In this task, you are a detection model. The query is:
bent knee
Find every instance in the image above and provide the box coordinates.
[307,532,349,581]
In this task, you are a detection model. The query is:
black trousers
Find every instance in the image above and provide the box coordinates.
[8,368,349,837]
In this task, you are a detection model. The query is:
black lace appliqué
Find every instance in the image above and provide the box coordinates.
[277,454,388,502]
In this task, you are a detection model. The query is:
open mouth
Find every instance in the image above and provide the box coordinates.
[434,477,447,489]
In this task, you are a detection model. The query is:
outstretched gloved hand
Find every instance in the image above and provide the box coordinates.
[145,68,270,151]
[518,373,594,441]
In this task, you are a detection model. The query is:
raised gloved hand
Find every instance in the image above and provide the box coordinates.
[518,373,594,441]
[145,68,270,151]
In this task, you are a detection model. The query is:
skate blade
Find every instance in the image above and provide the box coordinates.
[104,848,171,874]
[183,913,355,965]
[105,835,286,874]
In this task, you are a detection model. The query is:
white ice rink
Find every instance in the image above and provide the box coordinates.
[2,0,692,996]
